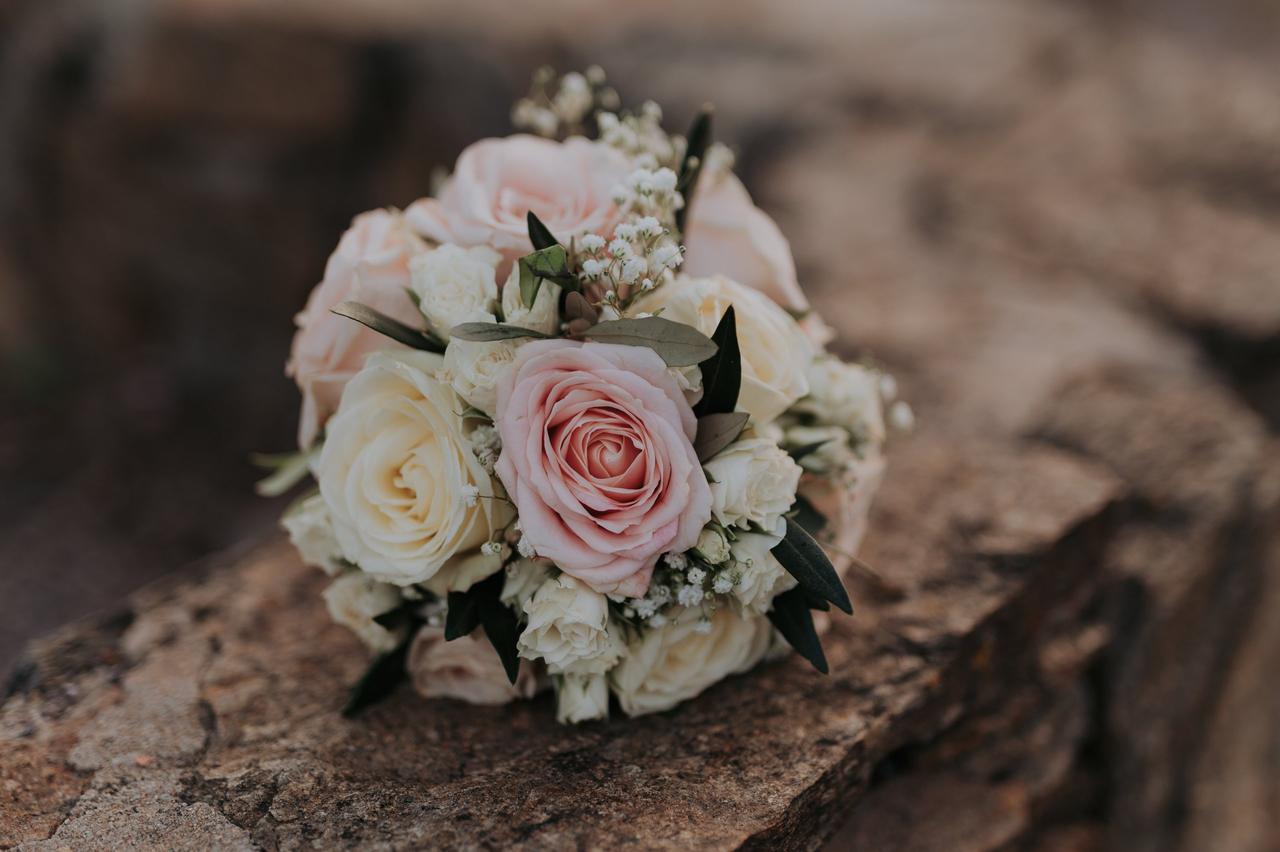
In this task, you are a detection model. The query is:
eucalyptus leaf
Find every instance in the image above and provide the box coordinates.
[450,322,552,342]
[693,306,740,417]
[341,638,411,717]
[583,316,717,367]
[772,517,853,614]
[767,586,828,674]
[694,411,750,462]
[526,210,561,250]
[331,301,445,353]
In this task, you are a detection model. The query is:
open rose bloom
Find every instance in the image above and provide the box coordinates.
[270,68,907,724]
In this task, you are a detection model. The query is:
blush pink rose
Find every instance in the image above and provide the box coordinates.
[405,135,629,274]
[682,171,831,343]
[407,626,543,706]
[286,209,426,448]
[494,340,712,597]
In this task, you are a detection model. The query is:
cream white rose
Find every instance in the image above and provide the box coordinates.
[703,437,803,530]
[420,549,504,596]
[317,350,511,585]
[693,527,731,565]
[501,558,553,610]
[407,626,542,706]
[610,607,774,716]
[556,673,609,724]
[796,357,885,443]
[728,518,797,615]
[501,265,561,336]
[785,424,855,475]
[518,575,624,675]
[633,275,813,424]
[441,337,517,416]
[409,244,501,338]
[282,493,343,574]
[322,572,404,653]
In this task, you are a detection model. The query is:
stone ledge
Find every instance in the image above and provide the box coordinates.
[1,437,1121,850]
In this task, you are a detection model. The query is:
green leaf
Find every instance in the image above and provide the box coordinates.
[787,439,834,463]
[331,301,445,353]
[444,590,482,640]
[694,411,750,462]
[675,107,713,233]
[789,493,828,536]
[772,517,853,614]
[404,286,422,310]
[518,244,573,307]
[251,450,314,498]
[583,316,717,367]
[767,587,828,674]
[693,306,740,417]
[526,210,561,251]
[477,590,521,685]
[450,322,552,342]
[341,639,411,717]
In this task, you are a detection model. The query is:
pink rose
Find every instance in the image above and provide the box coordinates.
[494,340,712,597]
[683,171,831,343]
[286,209,426,448]
[407,626,542,706]
[406,135,629,273]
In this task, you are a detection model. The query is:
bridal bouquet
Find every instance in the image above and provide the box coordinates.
[261,68,907,723]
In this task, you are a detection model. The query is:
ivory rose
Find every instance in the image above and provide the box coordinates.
[317,350,510,586]
[518,574,624,675]
[407,626,542,706]
[702,437,803,530]
[633,275,814,424]
[281,493,342,575]
[494,340,711,597]
[610,607,774,716]
[287,209,427,448]
[406,135,629,271]
[322,572,404,653]
[408,244,501,338]
[557,673,610,724]
[727,518,798,615]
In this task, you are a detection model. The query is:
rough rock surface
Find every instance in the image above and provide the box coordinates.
[3,0,1280,849]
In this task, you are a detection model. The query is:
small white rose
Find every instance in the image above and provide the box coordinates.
[441,337,518,416]
[407,626,542,706]
[322,572,403,653]
[317,350,511,586]
[796,358,885,444]
[556,673,609,724]
[282,493,342,574]
[728,517,797,615]
[633,275,813,424]
[410,244,501,338]
[693,527,731,565]
[501,558,553,610]
[500,264,561,336]
[609,607,774,716]
[420,548,504,596]
[703,437,803,530]
[785,424,854,475]
[518,575,624,675]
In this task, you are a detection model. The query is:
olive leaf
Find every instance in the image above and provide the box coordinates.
[771,517,853,615]
[442,573,520,684]
[331,301,445,353]
[250,450,314,497]
[787,438,834,463]
[526,210,561,251]
[693,411,750,462]
[444,590,482,640]
[767,587,828,674]
[518,244,575,308]
[341,637,412,718]
[675,107,713,233]
[693,306,740,417]
[582,316,717,367]
[450,322,552,342]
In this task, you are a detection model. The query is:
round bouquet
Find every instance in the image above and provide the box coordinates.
[260,68,906,724]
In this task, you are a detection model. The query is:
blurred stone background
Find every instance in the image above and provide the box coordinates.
[1,0,1278,847]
